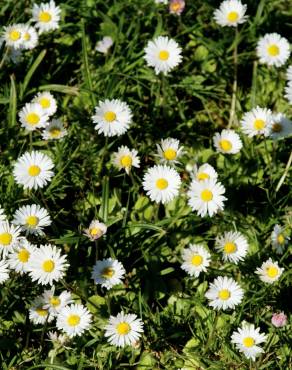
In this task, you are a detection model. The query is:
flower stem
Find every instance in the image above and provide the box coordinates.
[276,150,292,192]
[228,27,238,129]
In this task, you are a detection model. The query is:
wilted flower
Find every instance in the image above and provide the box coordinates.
[84,220,107,241]
[271,312,287,328]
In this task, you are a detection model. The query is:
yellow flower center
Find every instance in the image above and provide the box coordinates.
[224,242,237,254]
[219,139,232,152]
[254,119,265,130]
[243,337,255,348]
[266,266,278,278]
[170,2,181,12]
[201,189,213,202]
[18,249,30,262]
[28,165,41,177]
[50,296,61,307]
[24,32,31,41]
[9,30,21,41]
[42,259,55,273]
[90,227,101,236]
[26,113,40,126]
[158,50,169,61]
[227,11,239,22]
[272,123,282,133]
[218,289,230,300]
[116,322,131,335]
[163,148,177,160]
[39,97,51,109]
[0,232,12,246]
[191,255,203,266]
[67,314,81,327]
[120,155,132,168]
[267,44,280,56]
[277,234,285,244]
[156,178,168,190]
[49,128,61,138]
[101,267,115,278]
[197,172,210,181]
[104,111,116,122]
[26,215,39,227]
[39,11,52,23]
[36,307,48,316]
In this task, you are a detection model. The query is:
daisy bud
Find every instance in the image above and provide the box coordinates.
[271,312,287,328]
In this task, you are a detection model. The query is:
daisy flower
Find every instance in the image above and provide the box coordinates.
[21,24,38,50]
[214,0,248,27]
[213,129,243,154]
[42,288,73,316]
[32,0,61,33]
[271,224,290,254]
[256,33,290,67]
[92,99,132,137]
[0,221,21,257]
[187,179,226,217]
[47,331,70,347]
[215,231,248,263]
[29,296,54,325]
[112,146,140,174]
[12,204,51,236]
[181,244,211,277]
[0,259,10,284]
[191,163,218,182]
[91,258,126,289]
[241,106,273,137]
[95,36,113,54]
[231,322,267,361]
[7,238,36,274]
[270,113,292,140]
[205,276,244,310]
[156,138,184,165]
[18,103,49,131]
[144,36,182,75]
[255,258,284,284]
[142,165,181,204]
[83,220,107,241]
[104,312,144,348]
[13,150,54,190]
[56,304,92,338]
[27,244,69,286]
[1,24,24,49]
[285,82,292,104]
[169,0,185,15]
[41,118,68,140]
[33,91,57,116]
[0,206,6,222]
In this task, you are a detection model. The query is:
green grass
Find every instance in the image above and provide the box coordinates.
[0,0,291,369]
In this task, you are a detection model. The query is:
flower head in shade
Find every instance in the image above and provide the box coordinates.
[42,119,67,140]
[271,312,287,328]
[169,0,185,15]
[231,322,267,361]
[214,0,248,27]
[0,259,10,284]
[241,106,273,137]
[13,151,54,190]
[270,113,292,140]
[29,296,54,325]
[27,244,69,286]
[156,138,184,165]
[18,103,49,131]
[0,221,21,257]
[56,304,92,338]
[256,33,290,67]
[33,91,57,117]
[271,224,290,254]
[144,36,182,75]
[104,312,144,347]
[91,258,126,289]
[181,244,211,277]
[113,146,140,174]
[42,288,73,316]
[213,129,243,154]
[1,24,24,49]
[215,231,248,264]
[205,276,244,310]
[95,36,113,54]
[21,24,38,50]
[255,258,284,284]
[287,65,292,81]
[92,99,132,137]
[142,165,181,204]
[84,220,107,241]
[187,179,226,217]
[7,238,36,274]
[12,204,51,236]
[32,1,61,33]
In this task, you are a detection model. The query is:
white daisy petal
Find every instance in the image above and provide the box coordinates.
[56,303,92,338]
[7,238,36,274]
[42,119,67,140]
[91,258,126,289]
[270,113,292,140]
[0,221,22,257]
[215,231,248,263]
[156,138,184,165]
[32,0,61,33]
[181,244,211,277]
[18,103,49,131]
[241,106,273,137]
[33,92,57,116]
[214,0,248,27]
[29,295,54,325]
[213,129,243,154]
[112,146,140,174]
[0,259,10,284]
[255,258,284,284]
[256,33,290,67]
[271,224,290,254]
[12,204,51,236]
